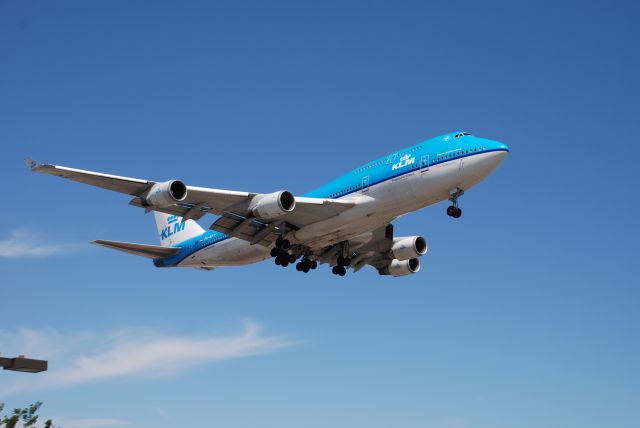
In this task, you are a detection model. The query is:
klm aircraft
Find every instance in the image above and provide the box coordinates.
[27,131,508,277]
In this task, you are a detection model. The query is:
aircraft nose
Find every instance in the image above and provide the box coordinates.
[489,139,509,153]
[487,141,509,173]
[473,138,509,172]
[497,142,509,152]
[492,140,509,162]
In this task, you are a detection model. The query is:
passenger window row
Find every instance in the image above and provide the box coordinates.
[330,183,365,198]
[355,145,424,173]
[435,146,486,162]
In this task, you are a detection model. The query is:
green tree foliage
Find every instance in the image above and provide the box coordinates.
[0,402,55,428]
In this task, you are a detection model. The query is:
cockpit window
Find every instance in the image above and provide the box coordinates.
[454,132,472,138]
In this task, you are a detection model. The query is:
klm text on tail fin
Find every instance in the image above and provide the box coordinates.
[153,212,205,247]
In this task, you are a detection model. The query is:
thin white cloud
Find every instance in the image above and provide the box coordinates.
[154,408,168,418]
[0,321,296,397]
[444,418,468,428]
[55,418,131,428]
[0,229,77,258]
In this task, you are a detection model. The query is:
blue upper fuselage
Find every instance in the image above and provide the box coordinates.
[154,131,509,267]
[305,131,508,200]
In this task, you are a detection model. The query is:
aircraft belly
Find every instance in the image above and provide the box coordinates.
[180,238,271,268]
[293,175,430,247]
[431,152,506,197]
[458,151,506,188]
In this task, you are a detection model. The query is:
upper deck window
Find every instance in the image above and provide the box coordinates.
[454,132,472,138]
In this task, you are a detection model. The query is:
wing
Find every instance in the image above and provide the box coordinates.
[310,223,422,276]
[341,224,396,273]
[27,159,355,245]
[26,158,253,218]
[345,224,426,276]
[305,224,390,265]
[207,195,355,244]
[26,158,154,196]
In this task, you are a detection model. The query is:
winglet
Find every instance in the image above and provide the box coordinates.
[24,157,43,170]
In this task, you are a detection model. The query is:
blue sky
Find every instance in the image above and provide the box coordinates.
[1,1,638,427]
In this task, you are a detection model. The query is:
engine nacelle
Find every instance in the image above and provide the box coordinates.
[381,258,420,277]
[145,180,187,207]
[250,190,296,220]
[391,236,428,261]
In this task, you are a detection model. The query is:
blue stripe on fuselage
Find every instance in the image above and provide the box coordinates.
[155,132,509,267]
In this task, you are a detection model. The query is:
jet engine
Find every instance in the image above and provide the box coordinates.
[145,180,187,207]
[391,236,428,261]
[251,190,296,220]
[380,258,420,276]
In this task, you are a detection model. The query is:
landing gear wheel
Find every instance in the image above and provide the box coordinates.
[447,188,464,219]
[289,254,296,263]
[302,265,310,273]
[343,258,351,267]
[275,237,291,249]
[270,248,279,257]
[310,261,318,269]
[332,266,339,275]
[296,263,303,271]
[274,256,282,266]
[338,266,346,276]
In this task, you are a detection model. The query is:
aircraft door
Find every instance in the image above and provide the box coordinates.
[420,154,429,171]
[361,176,370,193]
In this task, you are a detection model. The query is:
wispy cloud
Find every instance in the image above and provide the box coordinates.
[154,408,168,418]
[0,321,296,397]
[55,418,132,428]
[444,418,468,428]
[0,229,78,258]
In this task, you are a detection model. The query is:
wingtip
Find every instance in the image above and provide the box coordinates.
[24,157,42,170]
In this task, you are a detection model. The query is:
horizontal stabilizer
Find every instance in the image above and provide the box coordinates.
[93,240,180,259]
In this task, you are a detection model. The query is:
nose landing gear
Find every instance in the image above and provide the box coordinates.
[446,188,464,219]
[446,205,462,218]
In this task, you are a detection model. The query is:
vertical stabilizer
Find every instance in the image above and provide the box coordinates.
[153,212,205,247]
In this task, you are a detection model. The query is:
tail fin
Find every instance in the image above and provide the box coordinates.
[153,212,205,247]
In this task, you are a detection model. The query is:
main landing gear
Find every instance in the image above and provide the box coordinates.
[447,188,464,219]
[271,237,294,267]
[296,257,318,273]
[271,238,318,272]
[331,255,351,276]
[271,238,350,277]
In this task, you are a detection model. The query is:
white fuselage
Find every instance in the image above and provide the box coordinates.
[178,150,507,268]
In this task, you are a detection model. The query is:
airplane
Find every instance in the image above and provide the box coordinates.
[26,131,509,277]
